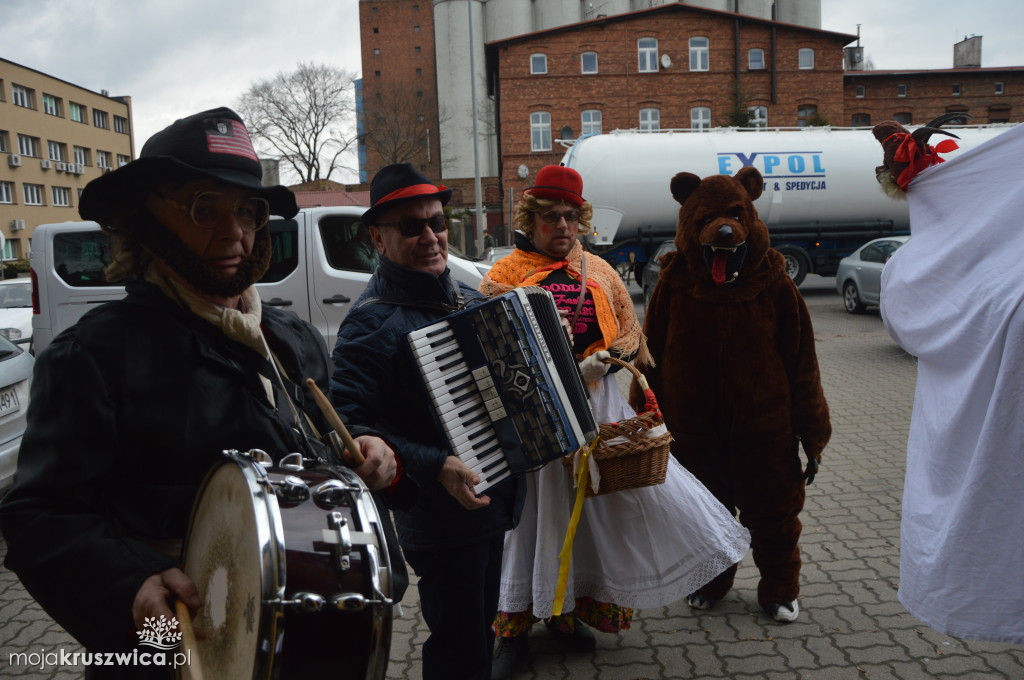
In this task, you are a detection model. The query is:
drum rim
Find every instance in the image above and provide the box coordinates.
[181,451,287,680]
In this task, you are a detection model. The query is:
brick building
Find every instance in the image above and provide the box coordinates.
[487,4,855,222]
[0,58,133,259]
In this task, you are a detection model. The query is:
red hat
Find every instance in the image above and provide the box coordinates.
[524,165,585,207]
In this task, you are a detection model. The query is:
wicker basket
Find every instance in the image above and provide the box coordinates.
[574,356,673,497]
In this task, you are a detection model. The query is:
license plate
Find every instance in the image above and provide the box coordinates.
[0,386,21,416]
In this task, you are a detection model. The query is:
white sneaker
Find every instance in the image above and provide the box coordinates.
[765,599,799,622]
[686,593,715,610]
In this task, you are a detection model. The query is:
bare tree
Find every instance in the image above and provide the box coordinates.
[362,85,450,173]
[237,62,358,183]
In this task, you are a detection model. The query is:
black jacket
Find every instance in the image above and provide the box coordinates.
[0,281,334,655]
[330,257,524,551]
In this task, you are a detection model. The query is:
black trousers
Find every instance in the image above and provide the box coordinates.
[404,534,505,680]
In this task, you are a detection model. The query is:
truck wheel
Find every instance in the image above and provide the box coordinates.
[843,281,866,314]
[777,248,809,286]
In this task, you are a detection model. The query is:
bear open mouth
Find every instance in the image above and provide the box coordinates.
[702,242,748,285]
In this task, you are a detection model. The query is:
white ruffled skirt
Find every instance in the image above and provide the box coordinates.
[497,373,750,617]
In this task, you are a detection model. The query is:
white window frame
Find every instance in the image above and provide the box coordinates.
[531,54,547,75]
[12,84,32,108]
[117,154,131,168]
[17,134,39,157]
[114,116,129,134]
[798,48,814,70]
[581,52,598,74]
[97,151,111,169]
[531,112,551,151]
[69,102,85,122]
[748,105,767,129]
[995,82,1004,95]
[94,110,109,128]
[691,106,711,131]
[690,37,709,72]
[855,85,865,98]
[952,83,961,96]
[48,141,65,162]
[43,94,61,116]
[0,181,13,204]
[52,186,71,207]
[639,108,660,132]
[0,132,6,153]
[23,184,44,206]
[897,84,907,97]
[798,105,818,127]
[581,109,602,135]
[748,48,765,70]
[638,38,658,73]
[74,146,89,165]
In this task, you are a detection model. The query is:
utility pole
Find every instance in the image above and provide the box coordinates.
[468,0,485,256]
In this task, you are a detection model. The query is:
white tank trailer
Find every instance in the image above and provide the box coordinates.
[560,124,1016,283]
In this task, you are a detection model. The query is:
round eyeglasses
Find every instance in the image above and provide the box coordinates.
[154,190,271,232]
[537,209,581,225]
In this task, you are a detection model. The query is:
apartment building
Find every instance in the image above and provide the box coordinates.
[0,58,133,259]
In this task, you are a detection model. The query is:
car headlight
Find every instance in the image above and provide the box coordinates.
[0,328,21,340]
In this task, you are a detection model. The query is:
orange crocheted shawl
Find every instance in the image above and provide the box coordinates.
[479,240,652,366]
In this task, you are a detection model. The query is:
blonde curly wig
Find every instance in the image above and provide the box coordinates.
[514,194,593,238]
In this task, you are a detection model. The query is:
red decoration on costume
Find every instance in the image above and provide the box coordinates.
[886,133,960,191]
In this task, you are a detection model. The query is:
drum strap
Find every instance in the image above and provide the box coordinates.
[259,332,326,458]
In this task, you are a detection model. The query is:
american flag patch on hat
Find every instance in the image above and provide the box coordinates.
[205,118,258,161]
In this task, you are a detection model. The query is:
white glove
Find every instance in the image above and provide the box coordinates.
[579,350,612,383]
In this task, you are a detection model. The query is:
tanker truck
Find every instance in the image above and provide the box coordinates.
[560,124,1015,284]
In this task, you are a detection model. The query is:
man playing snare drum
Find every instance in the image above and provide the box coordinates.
[0,108,399,679]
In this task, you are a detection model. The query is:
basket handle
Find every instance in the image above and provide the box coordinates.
[601,356,659,414]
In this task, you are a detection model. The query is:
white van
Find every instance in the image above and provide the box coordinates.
[31,207,488,356]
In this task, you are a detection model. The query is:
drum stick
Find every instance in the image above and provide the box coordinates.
[305,378,365,465]
[175,599,204,680]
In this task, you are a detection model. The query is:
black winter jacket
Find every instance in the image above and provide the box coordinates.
[330,257,524,551]
[0,281,334,656]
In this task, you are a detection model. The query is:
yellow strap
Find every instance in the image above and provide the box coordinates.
[552,436,600,616]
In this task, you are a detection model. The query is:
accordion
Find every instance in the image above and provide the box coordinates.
[407,287,598,493]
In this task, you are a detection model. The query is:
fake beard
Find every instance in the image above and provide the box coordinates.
[138,217,272,299]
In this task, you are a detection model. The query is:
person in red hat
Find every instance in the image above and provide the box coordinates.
[0,107,400,679]
[480,166,749,678]
[330,162,525,680]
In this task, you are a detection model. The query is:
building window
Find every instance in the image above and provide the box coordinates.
[798,48,814,70]
[995,82,1004,94]
[748,48,765,70]
[97,150,111,169]
[531,111,551,151]
[17,134,39,157]
[0,79,4,102]
[371,5,377,11]
[52,186,71,207]
[581,52,598,74]
[415,68,422,76]
[114,116,129,134]
[797,105,817,127]
[117,154,131,167]
[852,113,871,127]
[372,27,378,33]
[416,90,423,98]
[748,105,768,128]
[691,106,711,131]
[894,112,912,125]
[69,102,86,122]
[0,131,7,153]
[690,37,709,72]
[94,109,109,128]
[373,48,380,55]
[47,141,66,162]
[414,25,420,32]
[531,54,547,75]
[639,108,660,132]
[638,38,658,73]
[952,83,961,96]
[897,84,907,97]
[413,4,418,10]
[581,109,602,135]
[414,46,421,53]
[0,182,12,204]
[23,184,44,206]
[74,146,90,165]
[12,84,34,109]
[374,70,381,77]
[43,94,62,116]
[855,85,865,98]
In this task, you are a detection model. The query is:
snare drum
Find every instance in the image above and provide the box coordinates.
[178,449,393,680]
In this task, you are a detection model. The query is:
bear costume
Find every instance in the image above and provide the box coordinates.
[632,166,831,620]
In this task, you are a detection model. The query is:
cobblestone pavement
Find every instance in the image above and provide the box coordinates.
[2,276,1022,679]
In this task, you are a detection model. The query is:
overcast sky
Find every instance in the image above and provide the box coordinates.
[5,0,1021,183]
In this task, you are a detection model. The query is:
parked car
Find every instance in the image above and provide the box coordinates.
[0,335,33,494]
[0,279,33,348]
[480,245,515,265]
[835,235,911,314]
[642,239,677,307]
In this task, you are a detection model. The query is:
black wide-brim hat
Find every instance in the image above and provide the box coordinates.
[362,162,452,227]
[79,107,298,224]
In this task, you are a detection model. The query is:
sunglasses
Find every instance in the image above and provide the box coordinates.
[154,190,270,232]
[537,209,581,225]
[376,213,449,238]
